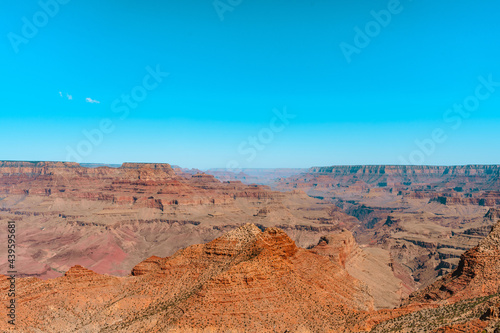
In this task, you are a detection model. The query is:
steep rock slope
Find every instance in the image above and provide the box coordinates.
[0,224,374,332]
[310,229,404,309]
[0,161,353,279]
[407,219,500,304]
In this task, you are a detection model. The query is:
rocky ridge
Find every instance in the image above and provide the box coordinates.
[2,223,500,332]
[407,219,500,305]
[0,224,374,332]
[1,161,352,279]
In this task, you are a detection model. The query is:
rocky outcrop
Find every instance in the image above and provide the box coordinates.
[279,165,500,203]
[0,161,175,189]
[121,163,173,171]
[309,165,500,177]
[486,208,500,221]
[311,229,405,309]
[64,265,98,278]
[0,160,352,281]
[310,229,361,267]
[0,224,374,332]
[130,256,165,276]
[407,220,500,304]
[0,161,288,208]
[368,294,500,332]
[3,224,500,332]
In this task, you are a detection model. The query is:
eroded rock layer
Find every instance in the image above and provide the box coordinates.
[0,161,359,281]
[0,225,373,332]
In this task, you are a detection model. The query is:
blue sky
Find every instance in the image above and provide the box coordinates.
[1,0,499,169]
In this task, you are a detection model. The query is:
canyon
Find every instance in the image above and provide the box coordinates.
[0,161,499,331]
[0,161,361,282]
[1,221,499,332]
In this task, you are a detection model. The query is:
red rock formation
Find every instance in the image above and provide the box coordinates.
[64,265,99,278]
[311,229,361,267]
[407,220,500,304]
[279,165,500,206]
[486,208,500,221]
[310,229,405,309]
[432,319,489,333]
[0,161,291,208]
[0,224,374,332]
[131,255,164,276]
[0,160,359,281]
[3,224,500,332]
[310,165,500,177]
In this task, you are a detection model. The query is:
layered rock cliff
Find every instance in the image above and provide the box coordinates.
[310,165,500,177]
[0,161,363,280]
[0,224,374,332]
[280,164,500,195]
[2,224,499,332]
[407,220,500,304]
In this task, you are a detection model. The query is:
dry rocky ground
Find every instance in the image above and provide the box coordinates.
[1,220,500,332]
[273,165,500,292]
[1,162,500,331]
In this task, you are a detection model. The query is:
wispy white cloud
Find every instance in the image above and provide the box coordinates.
[59,91,72,100]
[85,97,100,104]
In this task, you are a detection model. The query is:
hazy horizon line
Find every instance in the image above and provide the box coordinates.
[1,159,500,170]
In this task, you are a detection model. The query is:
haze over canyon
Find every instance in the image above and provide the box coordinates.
[0,161,499,331]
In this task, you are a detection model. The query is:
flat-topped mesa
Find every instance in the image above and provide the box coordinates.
[407,220,500,304]
[282,165,500,196]
[0,161,80,168]
[190,173,220,183]
[0,160,176,182]
[309,165,500,176]
[0,160,288,208]
[120,162,173,171]
[0,161,81,176]
[118,162,175,181]
[0,160,174,171]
